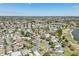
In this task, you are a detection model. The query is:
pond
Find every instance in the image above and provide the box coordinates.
[72,28,79,42]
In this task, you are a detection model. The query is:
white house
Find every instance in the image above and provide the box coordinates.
[33,50,41,56]
[55,44,64,53]
[10,51,22,56]
[51,36,57,43]
[45,33,50,38]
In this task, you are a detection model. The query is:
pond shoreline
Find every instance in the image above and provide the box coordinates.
[70,28,79,42]
[70,29,74,39]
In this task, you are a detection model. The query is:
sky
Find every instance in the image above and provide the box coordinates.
[0,3,79,16]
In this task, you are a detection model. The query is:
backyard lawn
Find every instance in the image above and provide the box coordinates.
[39,40,47,55]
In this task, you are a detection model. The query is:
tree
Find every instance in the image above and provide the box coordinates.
[62,36,65,40]
[49,41,53,45]
[56,29,62,37]
[58,38,62,43]
[27,43,33,49]
[46,38,51,41]
[51,43,55,48]
[71,54,78,56]
[24,32,30,37]
[61,41,66,47]
[27,45,33,49]
[39,48,43,51]
[43,52,50,56]
[65,39,68,42]
[21,30,30,37]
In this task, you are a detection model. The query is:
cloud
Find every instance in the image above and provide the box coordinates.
[0,10,32,16]
[0,10,25,14]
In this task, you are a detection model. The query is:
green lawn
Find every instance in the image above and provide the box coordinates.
[64,47,73,56]
[63,28,79,56]
[62,28,77,43]
[39,40,47,55]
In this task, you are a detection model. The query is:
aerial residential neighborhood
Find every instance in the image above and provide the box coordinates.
[0,16,79,56]
[0,3,79,56]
